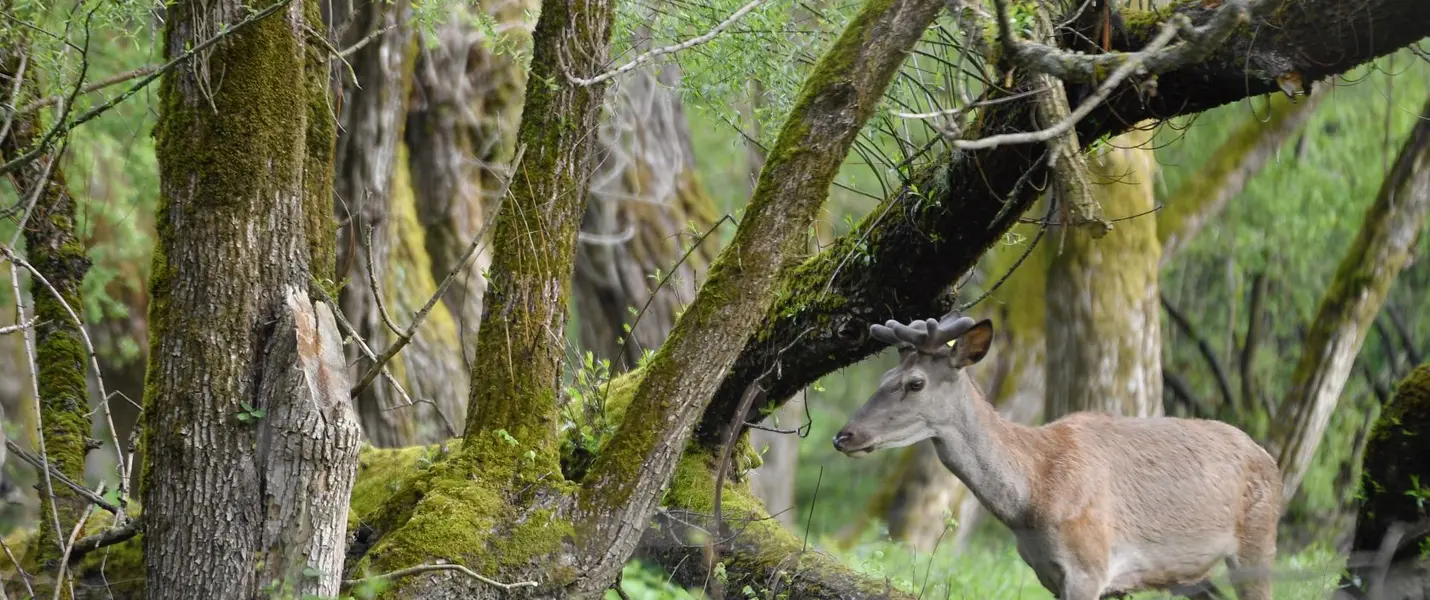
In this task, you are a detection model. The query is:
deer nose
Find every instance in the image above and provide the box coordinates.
[832,431,853,451]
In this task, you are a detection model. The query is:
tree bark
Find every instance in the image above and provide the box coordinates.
[405,0,534,361]
[1045,126,1163,419]
[0,43,94,586]
[334,0,469,447]
[1336,364,1430,600]
[141,0,361,595]
[1272,93,1430,507]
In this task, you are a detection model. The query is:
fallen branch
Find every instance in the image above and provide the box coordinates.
[342,563,538,592]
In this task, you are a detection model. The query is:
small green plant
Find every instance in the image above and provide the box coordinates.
[236,402,266,424]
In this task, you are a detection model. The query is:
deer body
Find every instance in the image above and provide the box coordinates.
[834,316,1280,600]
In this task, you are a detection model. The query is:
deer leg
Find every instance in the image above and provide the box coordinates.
[1229,490,1278,600]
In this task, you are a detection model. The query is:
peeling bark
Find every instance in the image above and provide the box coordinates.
[141,0,358,594]
[1272,93,1430,507]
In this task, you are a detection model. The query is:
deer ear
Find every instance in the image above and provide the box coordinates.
[950,319,994,368]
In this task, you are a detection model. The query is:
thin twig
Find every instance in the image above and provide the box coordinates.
[1,243,128,499]
[0,533,35,599]
[951,19,1182,151]
[15,65,161,115]
[566,0,775,87]
[0,316,37,335]
[338,24,397,58]
[0,0,297,177]
[5,257,64,548]
[53,484,101,600]
[364,224,405,336]
[351,144,523,398]
[6,440,119,514]
[342,563,538,591]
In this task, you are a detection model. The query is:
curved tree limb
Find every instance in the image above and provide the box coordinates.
[692,0,1430,447]
[574,0,949,590]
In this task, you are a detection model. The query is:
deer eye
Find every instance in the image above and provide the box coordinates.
[906,379,925,392]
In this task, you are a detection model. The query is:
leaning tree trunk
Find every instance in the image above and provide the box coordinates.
[1045,125,1164,419]
[0,38,94,591]
[1335,364,1430,600]
[405,0,534,360]
[141,0,362,596]
[1272,93,1430,507]
[334,0,470,447]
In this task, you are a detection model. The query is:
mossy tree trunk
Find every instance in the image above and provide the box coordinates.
[0,38,94,593]
[1336,364,1430,600]
[1272,93,1430,507]
[1046,126,1164,419]
[142,0,362,596]
[333,0,469,447]
[405,0,534,360]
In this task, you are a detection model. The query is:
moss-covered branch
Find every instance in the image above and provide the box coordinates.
[693,0,1430,447]
[574,0,947,589]
[638,445,915,600]
[1270,93,1430,506]
[459,0,616,466]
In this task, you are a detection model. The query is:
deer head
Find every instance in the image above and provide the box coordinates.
[832,315,993,457]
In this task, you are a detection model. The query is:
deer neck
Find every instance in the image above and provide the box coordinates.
[928,377,1035,525]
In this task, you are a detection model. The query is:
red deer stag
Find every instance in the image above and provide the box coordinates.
[833,315,1282,600]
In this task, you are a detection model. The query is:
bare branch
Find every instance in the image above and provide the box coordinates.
[342,564,538,591]
[363,225,405,336]
[565,0,774,87]
[1160,293,1238,414]
[53,485,101,600]
[951,18,1182,151]
[308,278,415,405]
[15,65,160,115]
[69,516,144,560]
[5,440,119,514]
[0,316,37,335]
[350,145,522,398]
[338,24,398,58]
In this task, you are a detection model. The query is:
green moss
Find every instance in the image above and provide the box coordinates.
[153,0,307,218]
[302,0,338,278]
[1349,364,1430,561]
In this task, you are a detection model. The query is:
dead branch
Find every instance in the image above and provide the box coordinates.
[342,563,538,591]
[5,440,119,514]
[15,65,160,115]
[68,515,143,560]
[566,0,773,87]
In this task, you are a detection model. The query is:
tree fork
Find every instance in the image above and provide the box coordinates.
[574,0,948,589]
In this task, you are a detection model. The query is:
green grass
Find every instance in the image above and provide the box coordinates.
[609,530,1349,600]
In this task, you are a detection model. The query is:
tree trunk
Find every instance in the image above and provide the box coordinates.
[574,64,718,372]
[334,0,469,447]
[1046,126,1163,418]
[141,0,362,595]
[1,41,94,590]
[1336,364,1430,600]
[1272,93,1430,506]
[405,0,534,360]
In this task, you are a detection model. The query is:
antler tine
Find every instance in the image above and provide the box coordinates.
[869,323,903,346]
[889,321,930,348]
[929,315,977,347]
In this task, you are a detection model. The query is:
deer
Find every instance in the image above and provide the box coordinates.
[832,315,1282,600]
